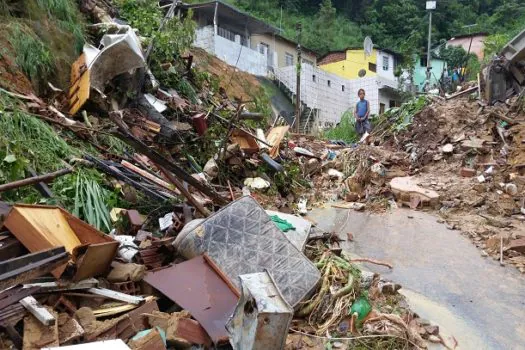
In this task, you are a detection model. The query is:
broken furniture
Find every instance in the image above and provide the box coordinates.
[3,205,119,280]
[173,196,321,308]
[227,271,293,350]
[143,255,238,344]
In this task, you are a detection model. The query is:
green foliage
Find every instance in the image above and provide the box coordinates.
[7,23,53,84]
[379,96,429,133]
[483,33,511,60]
[73,171,112,232]
[0,94,74,179]
[439,45,468,69]
[224,0,524,61]
[116,0,196,64]
[322,111,358,143]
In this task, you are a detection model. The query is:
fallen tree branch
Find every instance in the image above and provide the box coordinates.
[0,168,73,193]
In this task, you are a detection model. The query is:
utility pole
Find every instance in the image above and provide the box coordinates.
[295,23,302,133]
[426,1,436,83]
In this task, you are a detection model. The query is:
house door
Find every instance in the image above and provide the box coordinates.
[380,103,385,115]
[259,42,272,68]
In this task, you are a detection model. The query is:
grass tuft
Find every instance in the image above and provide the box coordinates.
[8,23,53,84]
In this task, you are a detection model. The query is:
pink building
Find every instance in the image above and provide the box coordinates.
[447,32,488,60]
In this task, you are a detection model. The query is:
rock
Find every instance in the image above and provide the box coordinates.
[379,282,402,295]
[305,158,320,174]
[345,192,359,202]
[428,335,441,343]
[442,143,454,153]
[460,168,476,177]
[203,158,218,179]
[481,250,489,257]
[107,262,146,283]
[424,325,439,335]
[477,175,486,183]
[415,318,431,327]
[390,177,440,208]
[507,238,525,254]
[360,271,375,289]
[505,183,518,196]
[347,232,354,241]
[327,169,344,181]
[244,177,270,189]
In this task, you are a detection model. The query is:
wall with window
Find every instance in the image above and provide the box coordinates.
[250,33,317,69]
[275,64,385,126]
[376,50,396,81]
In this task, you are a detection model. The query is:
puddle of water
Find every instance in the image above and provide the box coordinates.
[400,289,489,350]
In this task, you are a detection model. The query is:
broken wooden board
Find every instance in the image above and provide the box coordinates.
[68,53,90,115]
[20,296,56,326]
[4,204,118,279]
[231,129,259,154]
[266,126,290,158]
[23,310,59,349]
[390,177,440,208]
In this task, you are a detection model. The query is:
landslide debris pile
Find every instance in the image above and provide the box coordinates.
[0,1,453,350]
[313,90,525,273]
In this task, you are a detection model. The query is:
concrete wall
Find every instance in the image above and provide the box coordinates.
[447,35,487,60]
[276,65,385,127]
[194,26,215,52]
[250,33,317,68]
[194,26,267,76]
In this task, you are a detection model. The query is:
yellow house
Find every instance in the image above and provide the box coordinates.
[318,47,400,82]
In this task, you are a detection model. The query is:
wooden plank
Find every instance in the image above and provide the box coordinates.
[87,288,145,305]
[20,296,56,326]
[73,242,119,281]
[120,160,178,194]
[446,86,479,100]
[23,278,98,292]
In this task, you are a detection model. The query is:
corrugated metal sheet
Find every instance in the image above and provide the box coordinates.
[143,255,238,344]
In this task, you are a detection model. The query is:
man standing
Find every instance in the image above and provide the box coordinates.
[354,89,370,137]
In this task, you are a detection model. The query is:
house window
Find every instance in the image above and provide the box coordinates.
[389,100,396,108]
[382,56,389,71]
[285,52,294,66]
[369,63,377,72]
[341,85,345,92]
[259,42,269,55]
[327,80,331,87]
[312,75,316,82]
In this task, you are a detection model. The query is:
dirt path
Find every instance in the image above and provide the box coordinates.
[308,206,525,350]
